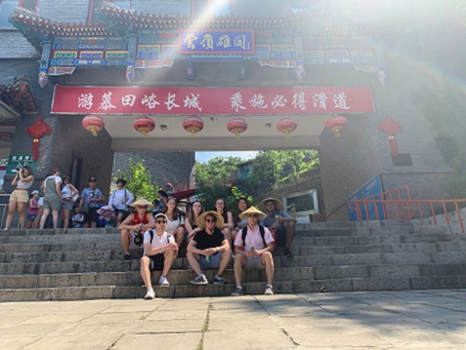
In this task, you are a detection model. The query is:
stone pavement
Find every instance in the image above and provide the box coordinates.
[2,289,466,350]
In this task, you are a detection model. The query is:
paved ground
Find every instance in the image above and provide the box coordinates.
[2,289,466,350]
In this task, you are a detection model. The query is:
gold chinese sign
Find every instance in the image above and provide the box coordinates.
[179,29,254,55]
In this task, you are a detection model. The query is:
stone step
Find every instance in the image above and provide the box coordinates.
[294,225,449,237]
[2,274,466,301]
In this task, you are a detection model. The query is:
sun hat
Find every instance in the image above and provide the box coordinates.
[258,197,283,211]
[239,206,267,220]
[130,198,153,209]
[197,211,224,230]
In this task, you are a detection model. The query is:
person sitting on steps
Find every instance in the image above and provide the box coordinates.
[119,198,155,260]
[259,197,297,257]
[140,213,178,300]
[187,210,232,285]
[231,206,275,296]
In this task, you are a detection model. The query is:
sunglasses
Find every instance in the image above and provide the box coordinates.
[247,214,259,218]
[206,219,217,223]
[156,220,167,224]
[137,206,148,209]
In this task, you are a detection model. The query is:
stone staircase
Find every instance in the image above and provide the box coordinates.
[0,221,466,301]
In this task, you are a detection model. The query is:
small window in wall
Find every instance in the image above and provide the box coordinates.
[0,0,17,28]
[111,0,131,10]
[192,0,230,17]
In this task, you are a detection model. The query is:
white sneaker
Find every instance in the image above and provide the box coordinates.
[2,228,8,230]
[264,286,274,295]
[144,289,155,299]
[159,276,169,287]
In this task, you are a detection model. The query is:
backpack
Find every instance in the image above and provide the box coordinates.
[242,225,267,248]
[146,230,174,244]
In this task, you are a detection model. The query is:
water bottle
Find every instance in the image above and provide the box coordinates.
[275,215,279,222]
[248,246,254,259]
[206,254,211,262]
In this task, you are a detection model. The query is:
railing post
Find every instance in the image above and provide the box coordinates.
[455,202,465,234]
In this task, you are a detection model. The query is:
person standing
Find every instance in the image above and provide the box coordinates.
[140,213,178,300]
[78,177,104,228]
[40,168,62,229]
[108,178,134,227]
[259,198,297,257]
[26,190,39,229]
[60,176,79,229]
[4,166,34,230]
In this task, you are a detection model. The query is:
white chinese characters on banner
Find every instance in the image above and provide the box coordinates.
[313,92,328,110]
[333,92,351,110]
[141,93,160,109]
[122,94,136,107]
[292,92,308,111]
[271,95,287,109]
[164,93,180,110]
[184,93,202,111]
[78,93,94,110]
[231,92,246,112]
[249,94,268,109]
[99,92,116,111]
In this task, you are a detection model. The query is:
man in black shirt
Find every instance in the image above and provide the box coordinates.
[187,211,232,285]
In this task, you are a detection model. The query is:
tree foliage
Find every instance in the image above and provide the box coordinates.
[113,159,158,201]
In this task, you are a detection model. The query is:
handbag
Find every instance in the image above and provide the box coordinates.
[79,204,89,215]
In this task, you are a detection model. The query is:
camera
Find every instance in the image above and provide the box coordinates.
[133,233,144,246]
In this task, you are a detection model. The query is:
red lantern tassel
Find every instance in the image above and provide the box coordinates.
[389,135,398,157]
[32,139,39,161]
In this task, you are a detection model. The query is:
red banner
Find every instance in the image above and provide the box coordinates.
[51,86,374,115]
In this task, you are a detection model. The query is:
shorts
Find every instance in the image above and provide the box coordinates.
[244,255,265,270]
[84,207,98,223]
[61,199,73,211]
[275,228,287,246]
[43,196,61,211]
[199,252,222,269]
[10,189,29,203]
[38,197,44,207]
[27,214,36,221]
[148,253,165,271]
[114,208,129,217]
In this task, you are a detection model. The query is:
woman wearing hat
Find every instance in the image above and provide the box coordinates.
[119,198,155,260]
[186,210,232,285]
[108,178,134,227]
[258,197,297,257]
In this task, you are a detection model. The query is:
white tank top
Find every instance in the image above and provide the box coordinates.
[17,180,33,189]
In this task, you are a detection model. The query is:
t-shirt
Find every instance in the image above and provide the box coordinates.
[193,228,225,250]
[109,188,134,210]
[260,210,291,230]
[234,225,274,250]
[81,187,103,208]
[44,175,62,198]
[165,214,184,231]
[143,230,173,256]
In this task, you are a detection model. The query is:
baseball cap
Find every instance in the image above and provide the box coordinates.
[88,177,97,182]
[154,213,168,221]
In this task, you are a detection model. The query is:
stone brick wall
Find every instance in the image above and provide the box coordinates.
[38,0,90,23]
[0,31,39,59]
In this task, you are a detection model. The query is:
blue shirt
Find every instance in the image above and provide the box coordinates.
[81,187,103,208]
[260,210,291,230]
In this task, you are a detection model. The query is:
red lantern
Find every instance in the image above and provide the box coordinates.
[227,117,248,139]
[82,115,105,137]
[378,115,402,157]
[277,116,297,138]
[183,116,204,137]
[133,116,155,137]
[326,114,347,137]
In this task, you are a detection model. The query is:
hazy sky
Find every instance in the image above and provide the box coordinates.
[195,151,258,163]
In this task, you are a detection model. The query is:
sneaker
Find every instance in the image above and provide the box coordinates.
[2,228,8,230]
[144,289,155,300]
[159,276,169,287]
[213,276,227,285]
[231,287,244,296]
[264,286,274,295]
[190,274,208,285]
[284,248,293,258]
[124,253,131,260]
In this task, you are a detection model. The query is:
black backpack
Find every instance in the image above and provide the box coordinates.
[241,225,267,248]
[147,230,174,244]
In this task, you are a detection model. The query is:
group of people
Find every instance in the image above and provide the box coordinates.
[119,195,297,299]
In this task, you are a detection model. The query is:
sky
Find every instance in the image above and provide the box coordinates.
[195,151,258,163]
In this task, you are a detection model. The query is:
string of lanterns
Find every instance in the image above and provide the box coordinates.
[82,114,348,138]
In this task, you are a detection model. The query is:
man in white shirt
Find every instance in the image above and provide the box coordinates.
[231,206,275,296]
[140,213,178,300]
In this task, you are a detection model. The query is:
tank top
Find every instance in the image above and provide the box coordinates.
[61,184,72,198]
[132,213,149,226]
[17,179,33,190]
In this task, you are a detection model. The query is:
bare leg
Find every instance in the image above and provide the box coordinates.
[32,207,43,229]
[186,251,202,275]
[40,208,51,229]
[116,213,124,227]
[61,209,70,229]
[120,229,131,254]
[233,253,247,287]
[162,249,176,277]
[5,200,17,229]
[261,252,275,285]
[51,210,59,229]
[218,249,232,276]
[175,227,184,248]
[83,221,89,228]
[223,228,232,249]
[17,202,27,229]
[140,256,152,290]
[90,221,97,228]
[285,222,295,249]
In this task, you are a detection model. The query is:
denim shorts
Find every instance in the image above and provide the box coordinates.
[199,252,222,269]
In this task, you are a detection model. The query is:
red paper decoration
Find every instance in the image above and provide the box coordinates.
[326,114,347,137]
[378,115,402,157]
[82,115,105,137]
[277,116,297,138]
[133,116,155,137]
[183,116,204,137]
[26,116,52,161]
[227,117,248,139]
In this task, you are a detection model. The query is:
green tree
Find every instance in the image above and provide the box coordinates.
[113,159,158,201]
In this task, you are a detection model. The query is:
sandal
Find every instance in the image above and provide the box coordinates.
[124,253,131,260]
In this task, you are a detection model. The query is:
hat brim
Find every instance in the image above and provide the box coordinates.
[238,206,267,220]
[197,211,224,230]
[258,197,283,211]
[130,198,153,209]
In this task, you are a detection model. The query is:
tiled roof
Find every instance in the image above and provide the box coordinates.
[0,75,39,114]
